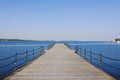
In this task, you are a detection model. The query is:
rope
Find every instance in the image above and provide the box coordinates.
[28,50,33,52]
[92,52,99,55]
[34,48,40,50]
[93,63,101,68]
[103,62,120,71]
[17,57,26,61]
[0,47,41,61]
[16,61,26,68]
[28,57,34,62]
[28,54,33,57]
[0,60,15,69]
[35,51,40,54]
[18,52,26,55]
[77,46,120,62]
[0,54,16,61]
[102,55,120,61]
[67,44,120,73]
[91,57,100,62]
[0,47,42,69]
[0,44,50,79]
[86,53,90,57]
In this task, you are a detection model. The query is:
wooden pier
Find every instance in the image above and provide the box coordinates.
[7,44,115,80]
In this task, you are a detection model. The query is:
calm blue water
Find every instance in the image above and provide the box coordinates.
[66,41,120,80]
[0,41,120,80]
[0,41,53,57]
[0,41,53,79]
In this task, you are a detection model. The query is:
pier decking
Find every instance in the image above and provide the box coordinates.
[7,44,115,80]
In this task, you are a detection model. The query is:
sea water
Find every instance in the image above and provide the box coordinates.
[0,41,52,79]
[0,41,120,80]
[66,41,120,80]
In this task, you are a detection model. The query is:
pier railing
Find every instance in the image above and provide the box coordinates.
[0,43,54,79]
[48,43,55,50]
[65,43,120,72]
[0,47,44,79]
[0,44,54,80]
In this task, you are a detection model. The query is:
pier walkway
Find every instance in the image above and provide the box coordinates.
[7,44,115,80]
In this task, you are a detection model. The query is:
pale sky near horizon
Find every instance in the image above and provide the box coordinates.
[0,0,120,41]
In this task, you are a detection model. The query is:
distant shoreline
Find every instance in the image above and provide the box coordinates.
[0,39,111,42]
[0,39,42,42]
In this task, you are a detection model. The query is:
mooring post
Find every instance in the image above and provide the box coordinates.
[75,47,78,54]
[90,51,92,64]
[14,52,18,71]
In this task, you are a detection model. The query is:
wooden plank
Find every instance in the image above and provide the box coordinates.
[6,44,115,80]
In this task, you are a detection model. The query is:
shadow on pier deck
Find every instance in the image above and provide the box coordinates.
[6,44,115,80]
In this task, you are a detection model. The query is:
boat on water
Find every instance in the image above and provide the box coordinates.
[113,38,120,43]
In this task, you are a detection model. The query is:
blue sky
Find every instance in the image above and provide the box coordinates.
[0,0,120,41]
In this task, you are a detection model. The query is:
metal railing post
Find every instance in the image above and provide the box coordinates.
[14,52,18,71]
[84,49,86,59]
[90,51,92,64]
[100,53,102,69]
[49,44,53,50]
[43,46,45,54]
[26,50,28,64]
[80,48,82,56]
[33,48,34,59]
[39,47,41,55]
[41,46,44,55]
